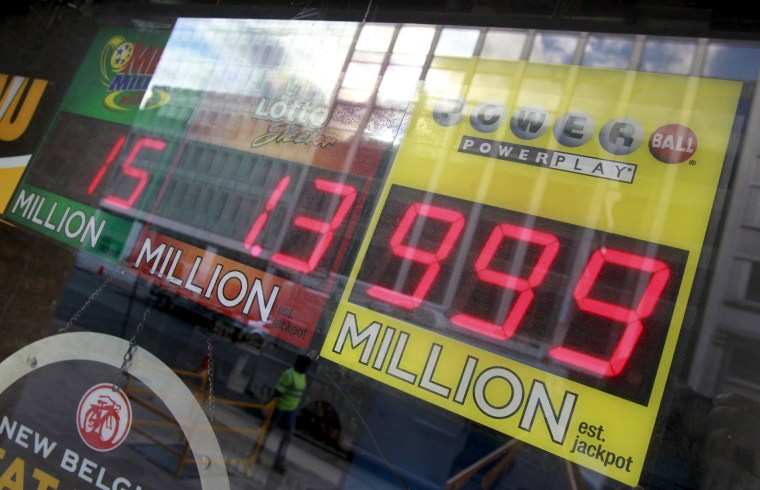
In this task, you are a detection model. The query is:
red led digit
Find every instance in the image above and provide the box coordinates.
[549,247,670,377]
[87,136,164,209]
[451,224,559,340]
[367,203,465,309]
[244,175,291,256]
[87,136,126,195]
[271,179,357,273]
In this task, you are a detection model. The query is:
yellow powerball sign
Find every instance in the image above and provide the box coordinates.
[321,59,743,485]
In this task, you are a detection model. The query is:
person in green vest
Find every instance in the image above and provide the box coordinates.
[269,354,311,473]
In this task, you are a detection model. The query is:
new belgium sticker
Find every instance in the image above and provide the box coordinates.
[76,384,132,452]
[0,332,231,489]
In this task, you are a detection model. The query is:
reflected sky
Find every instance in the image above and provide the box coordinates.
[356,24,394,52]
[435,28,479,58]
[582,35,634,69]
[153,18,357,96]
[705,43,760,80]
[640,39,694,75]
[481,29,526,60]
[394,25,436,55]
[150,19,444,113]
[148,18,760,110]
[378,64,422,103]
[529,33,578,64]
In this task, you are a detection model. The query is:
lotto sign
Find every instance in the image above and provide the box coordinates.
[322,59,743,485]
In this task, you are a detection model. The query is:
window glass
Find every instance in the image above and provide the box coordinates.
[582,34,635,69]
[343,61,381,90]
[481,29,526,60]
[2,10,760,490]
[378,64,422,102]
[640,38,695,74]
[726,340,760,387]
[747,262,760,303]
[743,186,760,228]
[704,41,760,80]
[435,27,480,57]
[356,24,395,52]
[394,24,436,55]
[529,32,578,64]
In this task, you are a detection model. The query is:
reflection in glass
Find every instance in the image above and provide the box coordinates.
[743,186,760,228]
[379,64,422,102]
[704,42,760,80]
[394,24,436,55]
[435,28,480,57]
[582,34,634,69]
[5,12,760,490]
[481,29,526,60]
[747,262,760,303]
[356,24,395,52]
[154,18,358,101]
[343,61,382,91]
[726,341,760,387]
[529,33,578,64]
[640,38,695,75]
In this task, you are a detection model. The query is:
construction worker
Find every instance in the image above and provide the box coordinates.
[269,354,311,473]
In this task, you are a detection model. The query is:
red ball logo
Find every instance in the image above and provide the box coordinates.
[648,124,698,163]
[76,384,132,452]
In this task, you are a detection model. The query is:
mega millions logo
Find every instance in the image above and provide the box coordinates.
[100,35,169,112]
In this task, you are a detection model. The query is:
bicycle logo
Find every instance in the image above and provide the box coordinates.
[76,384,132,451]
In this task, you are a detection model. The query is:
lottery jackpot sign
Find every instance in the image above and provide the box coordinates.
[322,58,743,485]
[6,21,398,350]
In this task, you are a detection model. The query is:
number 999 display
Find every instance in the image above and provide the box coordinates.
[350,185,688,404]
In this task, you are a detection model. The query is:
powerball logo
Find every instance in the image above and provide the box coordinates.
[432,98,699,184]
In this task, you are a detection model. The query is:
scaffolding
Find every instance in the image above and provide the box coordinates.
[124,367,276,479]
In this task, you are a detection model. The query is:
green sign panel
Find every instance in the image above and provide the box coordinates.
[7,184,132,262]
[60,27,197,135]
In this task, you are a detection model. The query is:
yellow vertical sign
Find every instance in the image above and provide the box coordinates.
[322,59,742,486]
[0,74,47,142]
[0,73,48,213]
[0,155,30,214]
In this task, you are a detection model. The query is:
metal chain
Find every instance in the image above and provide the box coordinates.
[113,302,153,391]
[206,333,216,423]
[59,275,113,333]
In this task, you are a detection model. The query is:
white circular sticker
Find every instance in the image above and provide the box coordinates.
[0,332,230,489]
